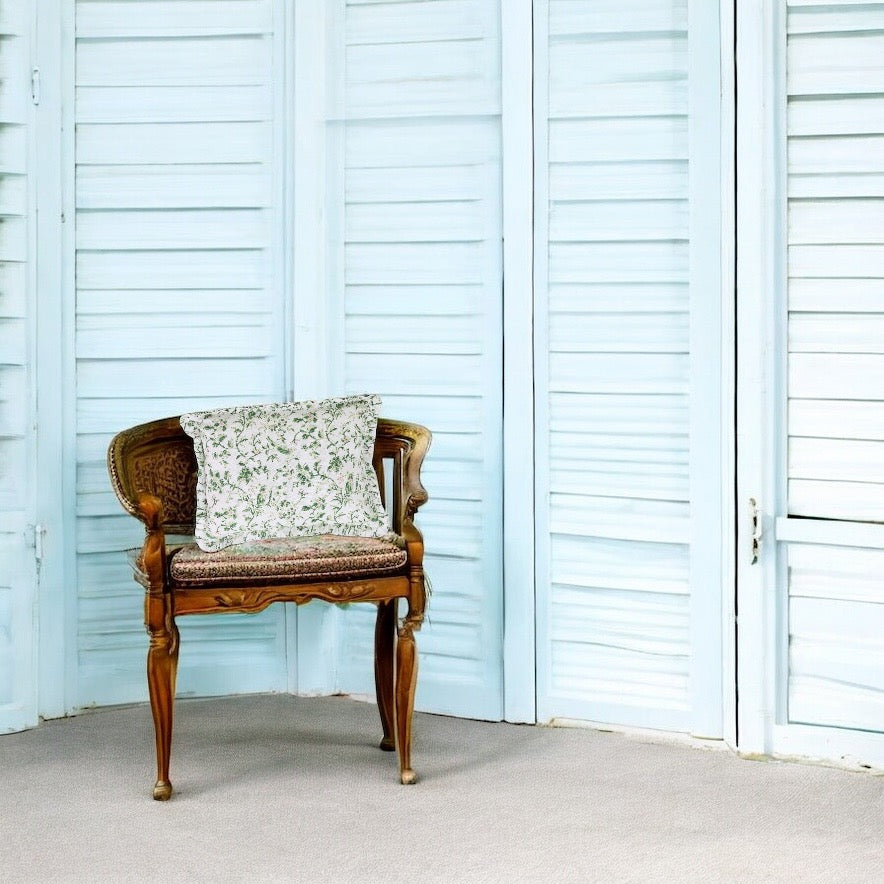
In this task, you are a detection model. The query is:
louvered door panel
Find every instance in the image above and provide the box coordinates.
[787,3,884,523]
[73,0,288,706]
[784,1,884,733]
[538,0,694,730]
[333,0,504,720]
[0,0,37,732]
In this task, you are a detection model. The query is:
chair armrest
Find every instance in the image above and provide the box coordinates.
[107,416,198,535]
[402,453,429,523]
[136,491,164,531]
[400,517,425,567]
[399,424,430,521]
[376,419,431,534]
[136,492,169,592]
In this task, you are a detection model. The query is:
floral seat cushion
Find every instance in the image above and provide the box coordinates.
[166,534,408,587]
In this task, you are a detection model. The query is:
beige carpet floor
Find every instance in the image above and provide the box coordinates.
[1,694,883,883]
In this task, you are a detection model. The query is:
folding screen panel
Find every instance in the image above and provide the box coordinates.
[534,0,725,733]
[328,0,505,720]
[72,0,290,706]
[0,0,37,733]
[780,2,884,735]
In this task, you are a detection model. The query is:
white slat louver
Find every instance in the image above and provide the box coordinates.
[785,0,884,732]
[0,0,37,732]
[333,0,504,720]
[538,0,693,730]
[74,0,289,706]
[787,2,884,523]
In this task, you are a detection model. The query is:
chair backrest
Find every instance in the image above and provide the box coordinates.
[107,416,199,534]
[108,416,430,536]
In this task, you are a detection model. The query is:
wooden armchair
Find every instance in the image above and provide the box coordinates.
[107,415,430,799]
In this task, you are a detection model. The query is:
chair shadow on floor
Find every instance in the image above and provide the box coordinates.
[150,695,538,799]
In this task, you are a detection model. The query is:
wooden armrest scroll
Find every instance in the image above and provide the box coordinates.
[136,492,169,592]
[403,451,429,521]
[392,421,431,522]
[136,492,164,531]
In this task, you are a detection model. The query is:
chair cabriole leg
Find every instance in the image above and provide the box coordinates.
[146,594,179,800]
[374,599,396,751]
[395,619,418,785]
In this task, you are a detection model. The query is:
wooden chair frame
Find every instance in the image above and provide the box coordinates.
[107,416,430,799]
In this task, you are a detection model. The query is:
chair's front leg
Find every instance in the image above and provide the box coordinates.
[395,523,426,785]
[395,617,418,785]
[395,573,425,785]
[146,594,179,801]
[137,495,179,800]
[374,600,396,751]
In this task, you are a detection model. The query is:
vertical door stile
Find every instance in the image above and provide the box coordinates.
[717,0,738,749]
[735,0,785,757]
[532,0,554,725]
[501,0,539,725]
[687,0,726,739]
[291,1,334,405]
[291,0,347,697]
[35,0,75,721]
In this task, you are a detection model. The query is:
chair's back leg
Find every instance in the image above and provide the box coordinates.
[374,599,397,751]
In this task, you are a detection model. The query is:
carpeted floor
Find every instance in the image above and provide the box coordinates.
[1,694,882,883]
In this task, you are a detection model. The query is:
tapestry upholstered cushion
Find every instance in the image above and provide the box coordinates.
[180,394,390,552]
[168,534,408,586]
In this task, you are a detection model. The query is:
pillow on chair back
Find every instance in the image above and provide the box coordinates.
[180,393,389,552]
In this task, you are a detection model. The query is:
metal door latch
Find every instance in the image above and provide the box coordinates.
[749,498,761,564]
[25,523,46,562]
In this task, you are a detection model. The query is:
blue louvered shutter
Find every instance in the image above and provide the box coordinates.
[329,0,505,720]
[781,1,884,734]
[0,1,38,732]
[73,0,290,706]
[535,0,723,733]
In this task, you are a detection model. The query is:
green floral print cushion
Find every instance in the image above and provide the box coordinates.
[180,394,389,552]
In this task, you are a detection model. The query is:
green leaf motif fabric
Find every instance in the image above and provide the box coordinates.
[180,394,389,552]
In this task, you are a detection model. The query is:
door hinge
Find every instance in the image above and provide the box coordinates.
[749,498,761,565]
[31,67,40,105]
[25,523,46,562]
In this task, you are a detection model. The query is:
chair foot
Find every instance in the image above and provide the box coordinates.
[379,736,395,752]
[152,780,173,801]
[400,769,417,785]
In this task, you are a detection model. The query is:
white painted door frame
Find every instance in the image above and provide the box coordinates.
[735,0,784,759]
[688,0,735,741]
